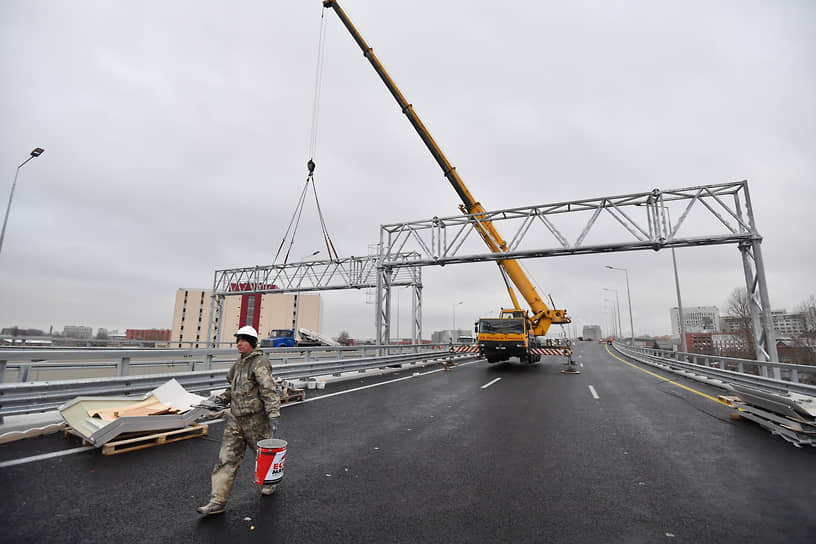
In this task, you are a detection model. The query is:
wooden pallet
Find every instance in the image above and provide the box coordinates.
[280,387,306,403]
[101,424,208,455]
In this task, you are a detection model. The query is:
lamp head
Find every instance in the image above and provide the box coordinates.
[30,148,44,157]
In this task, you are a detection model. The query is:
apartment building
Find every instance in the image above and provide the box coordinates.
[670,306,719,335]
[170,288,322,347]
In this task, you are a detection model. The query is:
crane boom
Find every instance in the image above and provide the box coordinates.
[323,0,569,335]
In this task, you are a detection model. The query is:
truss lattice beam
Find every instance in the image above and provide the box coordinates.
[378,181,758,268]
[212,254,421,295]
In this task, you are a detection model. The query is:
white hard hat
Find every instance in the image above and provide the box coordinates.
[235,326,259,340]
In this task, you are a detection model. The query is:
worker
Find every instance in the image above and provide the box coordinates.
[197,325,281,516]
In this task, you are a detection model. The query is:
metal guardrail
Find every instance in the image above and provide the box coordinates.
[611,342,816,396]
[0,347,477,419]
[0,344,446,383]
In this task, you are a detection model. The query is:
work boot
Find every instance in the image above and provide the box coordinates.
[196,500,226,516]
[261,484,277,496]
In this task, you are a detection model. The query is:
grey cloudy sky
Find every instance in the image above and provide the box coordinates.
[1,0,814,339]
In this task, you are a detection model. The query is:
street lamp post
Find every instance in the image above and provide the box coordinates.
[452,301,463,340]
[663,208,687,354]
[1,148,44,256]
[671,247,687,353]
[602,297,620,337]
[605,265,634,344]
[602,288,622,339]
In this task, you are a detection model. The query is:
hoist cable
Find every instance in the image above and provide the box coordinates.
[310,174,340,261]
[309,9,329,161]
[282,184,309,265]
[273,7,340,265]
[274,179,310,264]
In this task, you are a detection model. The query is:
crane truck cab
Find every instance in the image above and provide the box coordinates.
[476,309,541,364]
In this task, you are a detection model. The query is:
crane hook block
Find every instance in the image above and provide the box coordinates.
[307,159,316,175]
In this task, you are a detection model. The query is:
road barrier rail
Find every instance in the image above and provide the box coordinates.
[611,342,816,447]
[0,344,454,383]
[0,346,478,419]
[611,343,816,396]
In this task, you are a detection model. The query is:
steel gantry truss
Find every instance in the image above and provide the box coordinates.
[375,180,779,362]
[206,254,422,347]
[207,181,777,362]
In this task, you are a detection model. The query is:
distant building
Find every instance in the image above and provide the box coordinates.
[63,325,93,339]
[712,332,750,355]
[432,329,471,344]
[771,311,806,337]
[684,332,713,354]
[721,310,806,338]
[126,329,171,341]
[171,288,322,348]
[582,325,602,341]
[719,315,745,333]
[671,306,719,335]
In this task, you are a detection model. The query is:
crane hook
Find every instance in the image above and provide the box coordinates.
[307,159,316,175]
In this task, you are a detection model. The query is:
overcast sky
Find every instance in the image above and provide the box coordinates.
[1,0,814,340]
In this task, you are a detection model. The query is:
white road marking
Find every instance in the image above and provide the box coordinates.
[588,385,600,399]
[481,378,502,390]
[0,446,96,468]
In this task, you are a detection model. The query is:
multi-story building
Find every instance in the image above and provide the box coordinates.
[721,311,807,338]
[582,325,602,342]
[126,329,171,341]
[63,325,93,339]
[170,288,322,348]
[684,332,713,354]
[711,332,751,355]
[431,329,471,344]
[670,306,719,336]
[771,311,806,337]
[719,315,745,333]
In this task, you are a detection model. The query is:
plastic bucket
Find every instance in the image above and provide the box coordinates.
[254,438,287,485]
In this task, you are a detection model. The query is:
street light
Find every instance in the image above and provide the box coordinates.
[452,301,463,336]
[602,297,620,337]
[602,288,622,338]
[1,147,45,256]
[663,208,686,353]
[605,265,634,344]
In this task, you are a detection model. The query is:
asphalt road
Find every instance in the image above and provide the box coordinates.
[1,342,814,543]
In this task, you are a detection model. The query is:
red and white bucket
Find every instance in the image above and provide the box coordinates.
[254,438,287,485]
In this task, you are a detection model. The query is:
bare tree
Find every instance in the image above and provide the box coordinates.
[726,287,756,359]
[794,294,816,344]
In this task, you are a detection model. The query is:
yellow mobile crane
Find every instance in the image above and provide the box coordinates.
[323,1,570,363]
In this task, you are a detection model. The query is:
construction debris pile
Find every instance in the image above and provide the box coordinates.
[721,384,816,448]
[60,379,212,454]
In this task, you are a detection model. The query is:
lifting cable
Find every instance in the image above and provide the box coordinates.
[274,8,340,264]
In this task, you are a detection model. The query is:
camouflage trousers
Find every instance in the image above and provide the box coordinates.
[208,410,272,504]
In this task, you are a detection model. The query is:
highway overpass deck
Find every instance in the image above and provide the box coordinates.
[1,342,813,543]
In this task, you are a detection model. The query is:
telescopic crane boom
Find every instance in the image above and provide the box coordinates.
[323,0,569,336]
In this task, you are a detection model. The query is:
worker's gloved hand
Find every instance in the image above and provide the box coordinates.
[268,416,280,437]
[197,396,227,411]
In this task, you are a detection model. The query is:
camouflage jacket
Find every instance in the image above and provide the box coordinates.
[217,349,280,418]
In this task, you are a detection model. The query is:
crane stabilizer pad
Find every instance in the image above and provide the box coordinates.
[561,361,581,374]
